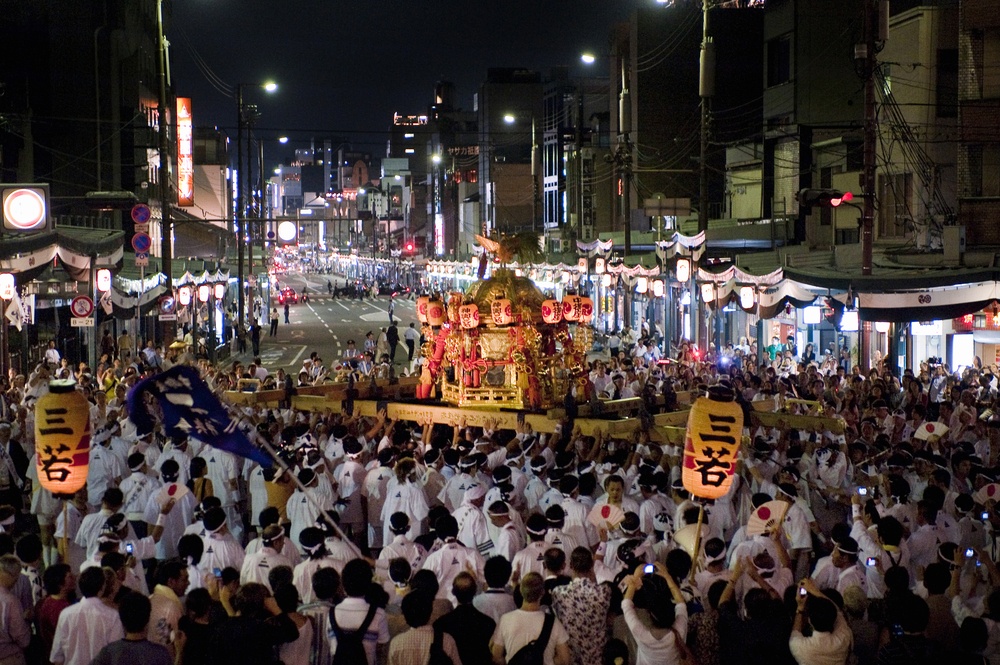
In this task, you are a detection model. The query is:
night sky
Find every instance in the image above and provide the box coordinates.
[171,0,644,161]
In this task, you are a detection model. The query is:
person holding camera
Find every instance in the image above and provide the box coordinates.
[619,560,690,665]
[789,578,853,665]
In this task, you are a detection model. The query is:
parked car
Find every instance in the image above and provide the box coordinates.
[277,287,298,304]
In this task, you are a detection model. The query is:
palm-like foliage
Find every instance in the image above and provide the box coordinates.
[475,232,543,267]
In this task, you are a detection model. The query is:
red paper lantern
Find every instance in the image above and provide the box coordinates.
[682,394,744,500]
[416,296,430,323]
[562,295,581,322]
[34,380,90,495]
[577,297,594,323]
[459,304,480,329]
[427,300,446,326]
[491,299,513,326]
[541,299,563,324]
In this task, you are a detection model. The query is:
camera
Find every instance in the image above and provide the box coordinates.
[213,568,222,578]
[983,511,991,520]
[966,548,975,558]
[125,543,133,555]
[857,487,868,496]
[643,564,655,574]
[798,586,807,597]
[865,557,877,567]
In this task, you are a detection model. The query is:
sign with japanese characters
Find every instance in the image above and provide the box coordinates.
[682,394,744,500]
[176,98,194,206]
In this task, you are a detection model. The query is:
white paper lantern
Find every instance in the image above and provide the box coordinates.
[676,258,691,283]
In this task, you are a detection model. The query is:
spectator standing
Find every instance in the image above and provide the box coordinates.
[788,580,853,665]
[386,322,400,363]
[388,590,461,665]
[35,564,74,664]
[0,554,29,665]
[89,592,173,665]
[49,567,124,665]
[330,560,390,665]
[296,567,341,665]
[44,341,61,366]
[490,572,571,665]
[251,324,261,356]
[620,562,689,665]
[210,583,298,665]
[116,330,133,362]
[435,572,495,665]
[148,559,189,655]
[269,308,279,337]
[404,324,419,362]
[550,547,612,665]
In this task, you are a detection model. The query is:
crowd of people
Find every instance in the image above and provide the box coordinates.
[0,329,997,665]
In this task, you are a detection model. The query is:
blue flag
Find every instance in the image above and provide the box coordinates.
[126,365,272,467]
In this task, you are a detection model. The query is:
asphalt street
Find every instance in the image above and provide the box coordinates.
[236,272,421,375]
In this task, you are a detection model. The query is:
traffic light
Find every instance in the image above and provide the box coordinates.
[402,241,415,255]
[823,296,843,327]
[798,188,854,211]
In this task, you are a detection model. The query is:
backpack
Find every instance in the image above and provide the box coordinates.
[330,603,378,665]
[507,613,555,665]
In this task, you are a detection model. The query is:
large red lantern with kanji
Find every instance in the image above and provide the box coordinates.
[34,380,90,495]
[491,299,512,326]
[577,297,594,323]
[540,299,563,324]
[459,304,480,329]
[682,392,744,500]
[562,295,581,322]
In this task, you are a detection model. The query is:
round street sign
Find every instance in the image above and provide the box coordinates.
[131,203,152,224]
[70,295,94,318]
[131,232,152,253]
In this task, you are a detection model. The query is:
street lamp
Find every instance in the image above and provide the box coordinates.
[236,80,277,330]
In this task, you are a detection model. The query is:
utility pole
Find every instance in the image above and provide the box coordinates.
[617,60,633,258]
[236,85,245,329]
[155,0,172,340]
[858,0,883,370]
[698,0,715,233]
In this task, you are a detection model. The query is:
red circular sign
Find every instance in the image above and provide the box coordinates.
[70,295,94,318]
[758,507,771,520]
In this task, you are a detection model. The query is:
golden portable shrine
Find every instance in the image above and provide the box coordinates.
[414,268,594,412]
